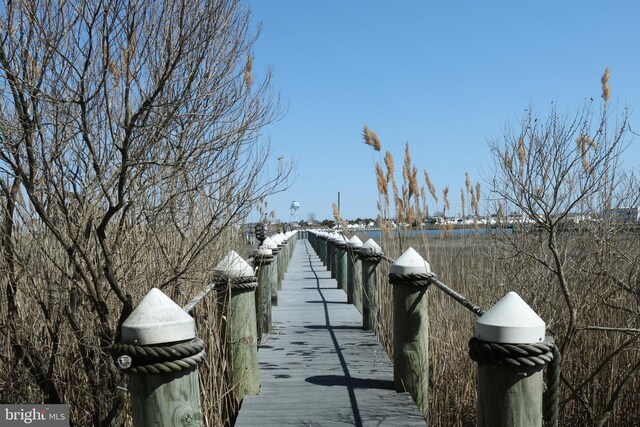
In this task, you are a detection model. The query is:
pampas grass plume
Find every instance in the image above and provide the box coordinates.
[601,67,611,103]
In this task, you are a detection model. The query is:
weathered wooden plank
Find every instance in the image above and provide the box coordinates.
[235,239,426,426]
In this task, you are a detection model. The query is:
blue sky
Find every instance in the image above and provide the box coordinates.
[245,1,640,222]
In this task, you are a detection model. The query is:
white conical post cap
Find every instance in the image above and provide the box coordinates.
[263,236,278,250]
[214,250,253,278]
[122,288,195,345]
[475,291,545,344]
[390,247,430,275]
[347,235,363,248]
[360,238,382,255]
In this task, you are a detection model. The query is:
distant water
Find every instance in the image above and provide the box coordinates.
[361,227,512,239]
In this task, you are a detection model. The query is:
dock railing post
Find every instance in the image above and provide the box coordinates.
[264,236,280,306]
[287,231,296,260]
[113,288,204,426]
[346,235,363,309]
[288,231,295,260]
[469,292,558,427]
[311,231,319,257]
[359,238,382,331]
[279,232,290,272]
[389,247,431,420]
[328,235,336,276]
[213,251,260,401]
[336,237,348,291]
[320,232,329,266]
[318,231,324,257]
[310,231,318,257]
[253,245,273,339]
[273,234,286,288]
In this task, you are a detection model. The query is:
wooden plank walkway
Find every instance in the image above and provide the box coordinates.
[235,239,426,426]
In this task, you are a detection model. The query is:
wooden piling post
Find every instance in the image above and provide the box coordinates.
[389,247,431,420]
[118,288,204,426]
[277,241,286,286]
[335,237,348,291]
[287,231,297,256]
[309,231,318,257]
[360,238,382,331]
[253,246,273,338]
[277,232,289,275]
[310,231,319,259]
[346,235,363,309]
[316,232,329,270]
[263,237,280,306]
[321,232,329,266]
[471,292,547,427]
[214,251,260,401]
[328,235,336,276]
[271,234,285,289]
[286,232,294,264]
[285,231,295,263]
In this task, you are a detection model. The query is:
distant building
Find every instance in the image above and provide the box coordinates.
[604,207,640,223]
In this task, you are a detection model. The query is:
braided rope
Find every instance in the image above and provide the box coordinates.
[183,276,258,312]
[126,350,206,375]
[112,338,204,361]
[469,336,560,427]
[380,254,395,264]
[346,247,360,256]
[388,272,431,287]
[253,254,274,264]
[111,338,205,375]
[358,253,382,262]
[211,275,258,290]
[468,336,555,367]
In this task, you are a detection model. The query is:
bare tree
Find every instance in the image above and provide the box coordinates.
[0,0,291,424]
[307,212,317,224]
[489,98,640,424]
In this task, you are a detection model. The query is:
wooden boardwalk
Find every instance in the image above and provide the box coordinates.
[235,239,426,426]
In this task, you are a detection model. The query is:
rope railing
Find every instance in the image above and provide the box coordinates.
[354,236,558,426]
[182,257,256,313]
[426,274,486,316]
[379,253,486,317]
[183,283,217,313]
[380,254,395,264]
